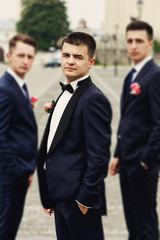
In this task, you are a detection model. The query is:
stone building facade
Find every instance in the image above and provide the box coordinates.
[0,0,22,62]
[99,0,160,65]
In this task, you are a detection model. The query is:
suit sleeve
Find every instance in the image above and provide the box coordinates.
[139,72,160,166]
[114,140,120,158]
[76,93,112,207]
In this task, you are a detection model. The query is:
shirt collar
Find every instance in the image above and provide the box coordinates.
[134,56,152,73]
[7,68,25,88]
[65,74,89,91]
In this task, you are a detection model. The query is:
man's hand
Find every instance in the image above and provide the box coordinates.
[142,165,148,170]
[28,174,34,187]
[77,203,88,215]
[109,158,120,175]
[43,208,54,216]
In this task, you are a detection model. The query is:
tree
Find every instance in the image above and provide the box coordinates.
[154,40,160,53]
[17,0,70,50]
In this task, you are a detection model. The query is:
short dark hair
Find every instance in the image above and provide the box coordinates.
[126,21,153,40]
[9,34,36,53]
[62,32,96,59]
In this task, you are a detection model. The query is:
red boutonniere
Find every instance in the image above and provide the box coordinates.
[30,96,38,108]
[44,100,55,113]
[130,83,141,96]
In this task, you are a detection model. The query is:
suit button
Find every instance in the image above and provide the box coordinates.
[118,134,121,139]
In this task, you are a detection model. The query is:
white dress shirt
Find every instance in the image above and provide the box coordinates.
[7,68,27,97]
[132,56,152,82]
[47,74,89,152]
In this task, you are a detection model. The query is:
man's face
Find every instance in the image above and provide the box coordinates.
[126,30,153,65]
[61,43,95,83]
[7,41,35,79]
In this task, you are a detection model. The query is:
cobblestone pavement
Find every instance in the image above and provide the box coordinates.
[0,64,159,239]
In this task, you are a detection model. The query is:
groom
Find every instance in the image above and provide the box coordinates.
[37,32,112,240]
[110,21,160,240]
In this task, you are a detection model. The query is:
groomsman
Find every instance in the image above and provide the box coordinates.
[110,21,160,240]
[0,34,37,240]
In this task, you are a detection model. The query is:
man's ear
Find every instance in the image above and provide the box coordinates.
[150,40,153,48]
[89,57,96,69]
[6,52,11,62]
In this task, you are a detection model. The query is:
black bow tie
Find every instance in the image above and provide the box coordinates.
[60,82,74,94]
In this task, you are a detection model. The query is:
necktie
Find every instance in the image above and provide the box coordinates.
[59,82,74,94]
[22,83,32,108]
[23,83,30,100]
[124,68,136,94]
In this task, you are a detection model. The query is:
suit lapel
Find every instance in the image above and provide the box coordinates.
[5,72,37,127]
[121,60,153,113]
[48,77,92,154]
[38,93,63,161]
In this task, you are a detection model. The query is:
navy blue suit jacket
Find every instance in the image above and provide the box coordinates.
[0,72,37,179]
[115,60,160,173]
[37,77,112,215]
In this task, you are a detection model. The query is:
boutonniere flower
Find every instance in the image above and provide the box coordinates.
[30,96,38,108]
[130,83,141,96]
[44,100,55,113]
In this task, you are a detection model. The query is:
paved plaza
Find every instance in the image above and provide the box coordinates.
[0,63,159,240]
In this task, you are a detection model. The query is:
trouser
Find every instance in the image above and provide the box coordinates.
[0,173,29,240]
[54,199,104,240]
[120,164,159,240]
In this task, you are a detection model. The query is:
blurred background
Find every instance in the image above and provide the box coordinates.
[0,0,160,68]
[0,1,159,239]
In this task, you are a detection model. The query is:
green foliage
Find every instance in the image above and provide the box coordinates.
[94,58,101,65]
[17,0,70,50]
[154,40,160,53]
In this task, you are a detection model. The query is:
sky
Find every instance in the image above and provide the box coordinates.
[64,0,106,30]
[0,0,106,30]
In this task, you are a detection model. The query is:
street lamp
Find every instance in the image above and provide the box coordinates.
[101,35,108,68]
[137,0,143,20]
[113,24,119,76]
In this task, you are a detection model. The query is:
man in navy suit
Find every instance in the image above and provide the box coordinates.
[0,34,37,240]
[37,32,112,239]
[110,21,160,240]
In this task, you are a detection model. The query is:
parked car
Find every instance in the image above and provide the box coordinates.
[44,59,61,67]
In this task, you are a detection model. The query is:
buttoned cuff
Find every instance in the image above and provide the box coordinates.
[140,161,148,167]
[75,200,92,209]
